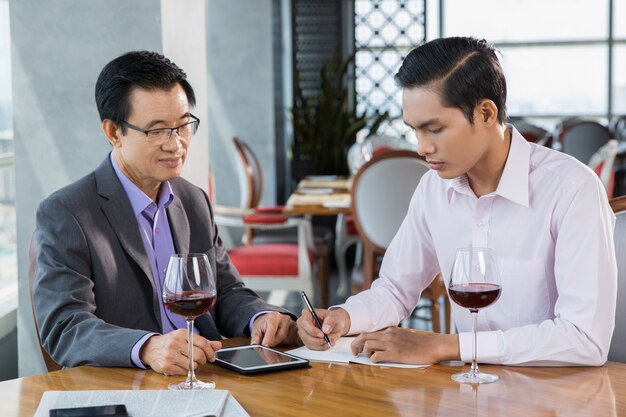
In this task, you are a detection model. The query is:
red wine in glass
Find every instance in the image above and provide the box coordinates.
[165,291,216,318]
[163,253,217,390]
[448,247,502,384]
[448,283,501,312]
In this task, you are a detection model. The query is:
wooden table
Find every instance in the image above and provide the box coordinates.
[283,177,352,216]
[3,338,625,416]
[283,177,353,301]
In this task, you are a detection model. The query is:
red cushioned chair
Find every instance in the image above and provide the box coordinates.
[214,211,316,300]
[228,137,332,305]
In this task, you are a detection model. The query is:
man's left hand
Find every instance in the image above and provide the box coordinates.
[250,312,299,347]
[351,327,460,365]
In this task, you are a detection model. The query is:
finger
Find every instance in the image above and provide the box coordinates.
[297,324,329,350]
[350,332,381,355]
[260,317,279,347]
[361,339,386,358]
[265,317,291,346]
[163,348,194,374]
[298,310,323,337]
[250,316,266,345]
[351,335,364,355]
[197,340,218,363]
[204,341,222,362]
[191,346,208,365]
[369,350,393,364]
[297,315,323,340]
[320,310,343,335]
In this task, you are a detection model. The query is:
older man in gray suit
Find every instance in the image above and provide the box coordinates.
[33,51,298,376]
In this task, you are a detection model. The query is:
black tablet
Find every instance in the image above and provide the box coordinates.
[213,345,309,375]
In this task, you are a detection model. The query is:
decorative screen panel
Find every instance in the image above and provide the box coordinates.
[292,0,344,101]
[355,0,426,136]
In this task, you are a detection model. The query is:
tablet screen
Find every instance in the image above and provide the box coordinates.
[214,345,308,374]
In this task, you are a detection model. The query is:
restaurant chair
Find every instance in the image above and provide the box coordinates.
[229,137,332,305]
[337,135,416,296]
[350,150,451,332]
[214,211,317,302]
[609,115,626,142]
[508,117,550,144]
[555,119,612,164]
[28,234,62,372]
[588,139,618,198]
[609,196,626,363]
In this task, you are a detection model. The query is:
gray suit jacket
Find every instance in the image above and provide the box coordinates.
[33,156,291,368]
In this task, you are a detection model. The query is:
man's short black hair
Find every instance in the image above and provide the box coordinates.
[95,51,196,134]
[395,37,507,124]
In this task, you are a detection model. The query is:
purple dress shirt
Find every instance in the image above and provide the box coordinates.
[111,156,196,367]
[111,156,265,368]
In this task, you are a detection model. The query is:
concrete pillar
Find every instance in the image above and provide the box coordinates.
[206,0,277,207]
[161,0,210,192]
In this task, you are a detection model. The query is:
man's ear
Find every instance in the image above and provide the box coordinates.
[475,99,499,127]
[102,120,122,147]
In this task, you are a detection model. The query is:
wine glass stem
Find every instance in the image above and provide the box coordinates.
[186,318,195,388]
[470,310,479,376]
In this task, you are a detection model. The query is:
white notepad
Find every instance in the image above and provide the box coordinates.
[287,337,431,369]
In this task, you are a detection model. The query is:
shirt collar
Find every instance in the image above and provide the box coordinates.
[494,125,530,207]
[110,153,175,216]
[445,125,530,207]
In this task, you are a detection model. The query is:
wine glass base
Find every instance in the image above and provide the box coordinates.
[168,380,216,390]
[451,371,499,384]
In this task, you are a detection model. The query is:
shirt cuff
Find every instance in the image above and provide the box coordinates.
[458,330,502,363]
[248,311,272,336]
[131,333,158,368]
[332,301,371,335]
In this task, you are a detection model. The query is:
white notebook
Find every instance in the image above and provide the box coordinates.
[287,337,430,369]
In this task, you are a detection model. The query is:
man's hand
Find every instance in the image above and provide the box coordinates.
[139,329,222,375]
[350,327,460,364]
[297,307,351,350]
[250,312,298,347]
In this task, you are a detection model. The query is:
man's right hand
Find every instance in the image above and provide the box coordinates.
[297,307,351,350]
[139,329,222,375]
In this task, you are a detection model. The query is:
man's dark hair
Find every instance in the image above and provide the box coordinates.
[395,37,507,124]
[95,51,196,133]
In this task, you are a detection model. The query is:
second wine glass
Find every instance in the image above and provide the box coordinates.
[163,253,217,390]
[448,247,502,384]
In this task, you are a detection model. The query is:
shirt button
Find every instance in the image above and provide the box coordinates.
[477,222,485,229]
[155,227,161,233]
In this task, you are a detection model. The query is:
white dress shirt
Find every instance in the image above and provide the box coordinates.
[339,126,617,366]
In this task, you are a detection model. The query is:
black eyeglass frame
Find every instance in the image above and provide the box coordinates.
[121,114,200,142]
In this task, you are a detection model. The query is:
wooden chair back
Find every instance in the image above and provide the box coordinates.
[350,150,451,332]
[233,137,263,209]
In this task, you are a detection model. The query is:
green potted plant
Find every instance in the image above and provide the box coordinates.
[291,54,389,178]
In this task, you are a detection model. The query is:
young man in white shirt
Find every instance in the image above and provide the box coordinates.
[297,37,617,366]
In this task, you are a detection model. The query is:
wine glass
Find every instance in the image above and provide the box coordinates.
[448,247,502,384]
[162,253,217,390]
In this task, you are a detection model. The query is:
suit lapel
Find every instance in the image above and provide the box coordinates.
[95,157,158,302]
[167,194,190,255]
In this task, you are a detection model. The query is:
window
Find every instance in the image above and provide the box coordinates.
[353,0,625,136]
[0,0,17,312]
[439,0,625,127]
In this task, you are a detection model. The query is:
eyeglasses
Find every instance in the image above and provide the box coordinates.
[122,114,200,145]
